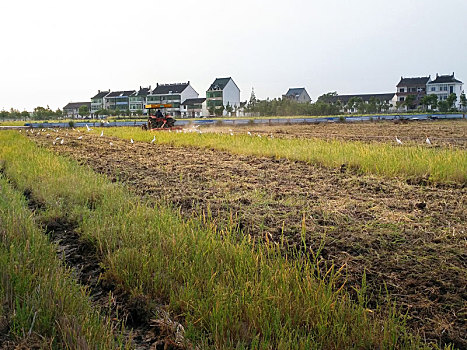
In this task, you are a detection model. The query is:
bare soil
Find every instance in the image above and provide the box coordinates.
[29,123,467,348]
[208,119,467,148]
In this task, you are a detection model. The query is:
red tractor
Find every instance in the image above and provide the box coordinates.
[142,104,177,130]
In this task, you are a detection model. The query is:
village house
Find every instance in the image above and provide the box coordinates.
[129,86,151,115]
[181,98,207,118]
[90,90,110,115]
[206,77,241,116]
[282,88,311,103]
[395,76,430,107]
[104,90,136,111]
[426,73,464,108]
[63,102,91,118]
[325,93,396,113]
[146,82,199,117]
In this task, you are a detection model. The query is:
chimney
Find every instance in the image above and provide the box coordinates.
[188,80,190,84]
[452,72,455,77]
[98,90,100,93]
[436,73,439,78]
[149,85,151,90]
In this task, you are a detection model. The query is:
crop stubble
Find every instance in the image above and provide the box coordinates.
[30,125,466,348]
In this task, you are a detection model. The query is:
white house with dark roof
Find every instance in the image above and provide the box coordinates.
[396,76,430,106]
[91,90,110,114]
[181,98,207,118]
[104,90,136,111]
[283,88,311,103]
[129,86,151,115]
[325,93,396,113]
[206,77,240,116]
[426,73,464,108]
[147,82,198,117]
[63,102,91,118]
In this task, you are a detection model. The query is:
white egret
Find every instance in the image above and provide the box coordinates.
[77,136,83,140]
[426,137,431,145]
[130,138,134,144]
[100,130,104,137]
[151,135,156,143]
[395,137,402,145]
[86,124,92,132]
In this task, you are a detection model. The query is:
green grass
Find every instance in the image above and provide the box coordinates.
[0,130,441,349]
[0,173,125,348]
[99,127,467,183]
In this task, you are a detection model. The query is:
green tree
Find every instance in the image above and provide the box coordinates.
[438,100,449,113]
[0,109,9,121]
[446,93,457,110]
[135,109,143,116]
[460,92,467,111]
[78,105,89,118]
[21,111,30,120]
[317,91,338,103]
[404,95,416,110]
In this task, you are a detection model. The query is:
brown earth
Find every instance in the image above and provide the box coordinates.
[28,124,467,348]
[207,119,467,148]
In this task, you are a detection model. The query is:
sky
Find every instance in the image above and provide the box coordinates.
[1,0,466,111]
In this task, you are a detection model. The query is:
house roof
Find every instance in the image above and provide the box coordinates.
[106,90,136,98]
[151,83,189,95]
[325,93,395,104]
[285,88,308,97]
[208,77,232,91]
[91,90,110,99]
[427,74,463,84]
[136,87,151,96]
[397,76,430,87]
[63,102,91,110]
[182,98,206,105]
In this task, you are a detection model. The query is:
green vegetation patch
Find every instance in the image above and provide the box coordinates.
[0,130,437,349]
[0,173,123,348]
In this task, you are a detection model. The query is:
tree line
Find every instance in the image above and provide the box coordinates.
[245,90,467,116]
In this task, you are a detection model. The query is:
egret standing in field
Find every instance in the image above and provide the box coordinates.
[395,137,403,145]
[100,130,104,137]
[247,131,252,136]
[86,124,92,132]
[130,138,134,144]
[60,139,64,145]
[426,137,431,145]
[151,135,156,143]
[77,136,83,140]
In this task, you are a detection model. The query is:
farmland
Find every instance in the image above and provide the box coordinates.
[1,119,466,349]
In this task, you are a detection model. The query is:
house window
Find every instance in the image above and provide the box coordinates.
[431,87,435,92]
[400,97,405,102]
[399,88,405,93]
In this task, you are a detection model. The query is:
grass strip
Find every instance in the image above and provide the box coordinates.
[99,127,467,183]
[0,131,441,349]
[0,173,125,348]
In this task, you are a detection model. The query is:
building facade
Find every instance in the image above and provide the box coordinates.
[283,88,311,103]
[63,102,91,118]
[129,86,151,115]
[206,77,241,116]
[104,90,136,111]
[91,90,110,114]
[181,98,207,118]
[147,82,198,117]
[325,93,396,113]
[426,73,464,108]
[396,76,430,107]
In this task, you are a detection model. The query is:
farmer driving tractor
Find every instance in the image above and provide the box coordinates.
[143,104,176,130]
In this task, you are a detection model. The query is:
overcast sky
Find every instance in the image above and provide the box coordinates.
[1,0,466,111]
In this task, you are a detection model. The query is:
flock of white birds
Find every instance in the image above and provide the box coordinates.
[21,125,433,147]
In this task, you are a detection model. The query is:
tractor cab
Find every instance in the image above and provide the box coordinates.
[143,104,176,130]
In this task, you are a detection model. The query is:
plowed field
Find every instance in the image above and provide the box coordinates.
[29,121,467,348]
